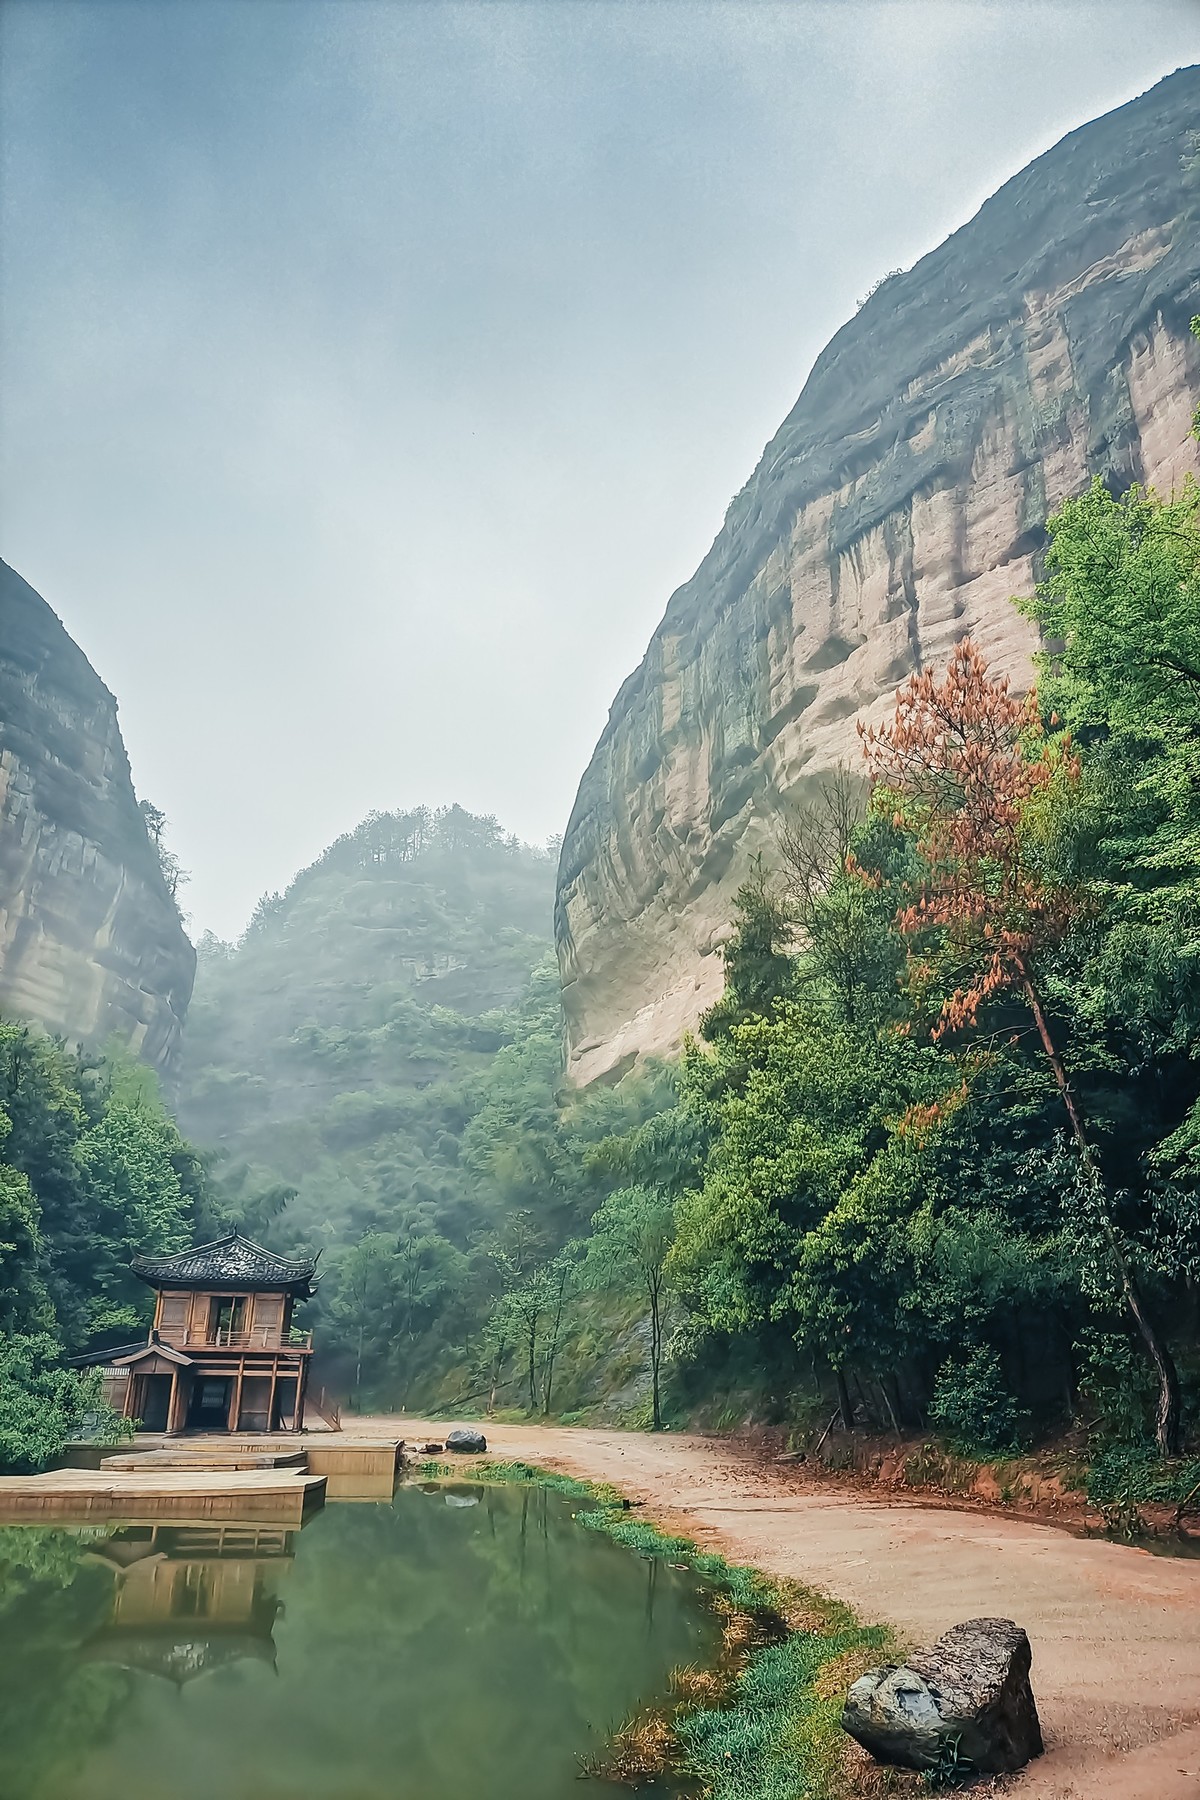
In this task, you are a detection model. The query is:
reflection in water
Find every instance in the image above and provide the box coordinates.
[0,1483,720,1800]
[79,1524,293,1686]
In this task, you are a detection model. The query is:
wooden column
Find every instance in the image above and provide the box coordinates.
[295,1356,310,1432]
[267,1361,279,1434]
[166,1370,181,1435]
[231,1357,246,1433]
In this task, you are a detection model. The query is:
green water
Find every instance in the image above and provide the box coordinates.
[0,1481,721,1800]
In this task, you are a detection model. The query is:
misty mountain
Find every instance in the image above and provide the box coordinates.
[176,805,556,1214]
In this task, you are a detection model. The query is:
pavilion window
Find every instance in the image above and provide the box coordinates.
[209,1296,248,1343]
[251,1293,284,1346]
[157,1293,189,1343]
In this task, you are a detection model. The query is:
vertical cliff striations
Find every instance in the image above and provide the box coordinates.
[0,560,195,1067]
[557,67,1200,1085]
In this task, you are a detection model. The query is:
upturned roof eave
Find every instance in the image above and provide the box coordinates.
[129,1229,319,1293]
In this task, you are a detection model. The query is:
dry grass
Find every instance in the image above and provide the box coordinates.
[783,1595,847,1635]
[811,1642,890,1703]
[668,1662,730,1707]
[721,1606,758,1659]
[713,1591,789,1659]
[582,1709,677,1784]
[836,1739,925,1797]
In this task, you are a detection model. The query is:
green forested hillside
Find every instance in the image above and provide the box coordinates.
[0,1026,203,1467]
[628,468,1200,1476]
[344,465,1200,1481]
[174,805,672,1410]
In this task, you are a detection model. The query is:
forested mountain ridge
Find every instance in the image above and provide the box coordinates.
[0,1022,206,1467]
[177,806,555,1160]
[173,807,576,1403]
[0,560,194,1068]
[557,66,1200,1086]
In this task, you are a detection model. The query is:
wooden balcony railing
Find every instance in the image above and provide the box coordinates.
[159,1327,314,1352]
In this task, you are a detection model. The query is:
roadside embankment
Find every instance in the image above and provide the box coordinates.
[777,1428,1200,1545]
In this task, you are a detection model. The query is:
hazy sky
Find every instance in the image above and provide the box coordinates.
[2,1,1197,938]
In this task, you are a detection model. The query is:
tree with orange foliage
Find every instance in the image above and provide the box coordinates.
[861,638,1182,1455]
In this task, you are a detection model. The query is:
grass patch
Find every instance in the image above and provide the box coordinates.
[474,1458,897,1799]
[1086,1443,1200,1507]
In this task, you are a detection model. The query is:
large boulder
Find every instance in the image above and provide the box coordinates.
[444,1427,487,1453]
[842,1617,1043,1776]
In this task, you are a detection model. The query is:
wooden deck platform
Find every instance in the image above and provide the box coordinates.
[0,1467,326,1524]
[100,1448,308,1472]
[303,1439,401,1479]
[14,1434,405,1520]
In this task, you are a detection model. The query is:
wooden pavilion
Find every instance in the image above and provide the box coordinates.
[77,1231,319,1434]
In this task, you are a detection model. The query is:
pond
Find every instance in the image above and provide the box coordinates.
[0,1480,722,1799]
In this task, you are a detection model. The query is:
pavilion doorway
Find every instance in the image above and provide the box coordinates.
[188,1377,233,1431]
[133,1373,173,1432]
[237,1377,273,1432]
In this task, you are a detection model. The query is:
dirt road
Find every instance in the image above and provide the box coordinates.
[364,1417,1200,1800]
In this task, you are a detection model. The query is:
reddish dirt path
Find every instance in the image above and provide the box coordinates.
[359,1417,1200,1800]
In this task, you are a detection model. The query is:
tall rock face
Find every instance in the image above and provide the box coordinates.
[557,67,1200,1086]
[0,560,195,1067]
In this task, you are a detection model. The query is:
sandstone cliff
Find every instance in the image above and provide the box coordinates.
[0,560,195,1067]
[557,67,1200,1086]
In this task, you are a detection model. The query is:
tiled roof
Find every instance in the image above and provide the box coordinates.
[68,1340,148,1368]
[131,1231,318,1293]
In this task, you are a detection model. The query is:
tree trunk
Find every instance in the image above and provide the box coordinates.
[1019,970,1181,1456]
[877,1372,901,1435]
[542,1341,557,1416]
[885,1369,909,1431]
[649,1284,662,1431]
[488,1337,508,1416]
[835,1365,854,1431]
[542,1272,569,1415]
[851,1367,876,1428]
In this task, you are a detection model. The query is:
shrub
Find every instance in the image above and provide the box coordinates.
[0,1335,120,1472]
[1076,1327,1155,1443]
[928,1346,1030,1457]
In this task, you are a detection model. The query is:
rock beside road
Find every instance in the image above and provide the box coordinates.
[843,1617,1043,1775]
[445,1428,487,1453]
